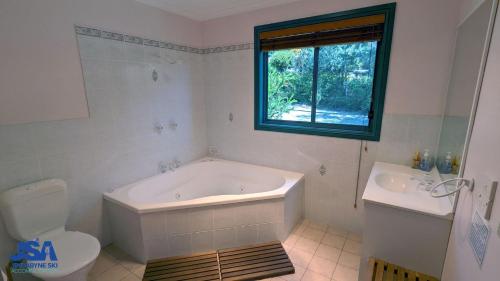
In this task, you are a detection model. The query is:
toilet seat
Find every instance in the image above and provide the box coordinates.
[31,231,100,280]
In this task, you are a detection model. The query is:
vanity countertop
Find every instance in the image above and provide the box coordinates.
[362,162,453,220]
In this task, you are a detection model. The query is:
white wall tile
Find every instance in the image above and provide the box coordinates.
[213,228,236,249]
[192,231,213,252]
[258,223,280,242]
[189,208,213,232]
[141,213,166,240]
[236,224,258,245]
[166,210,190,235]
[213,206,236,229]
[169,234,192,256]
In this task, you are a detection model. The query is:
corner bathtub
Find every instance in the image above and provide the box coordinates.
[104,158,304,262]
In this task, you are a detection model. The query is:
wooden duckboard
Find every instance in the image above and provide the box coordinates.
[367,258,439,281]
[143,241,294,281]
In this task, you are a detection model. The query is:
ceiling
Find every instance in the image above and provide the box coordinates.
[136,0,303,21]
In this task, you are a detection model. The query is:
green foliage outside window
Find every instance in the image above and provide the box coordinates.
[267,41,377,120]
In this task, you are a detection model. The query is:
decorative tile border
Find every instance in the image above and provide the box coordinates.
[75,25,253,54]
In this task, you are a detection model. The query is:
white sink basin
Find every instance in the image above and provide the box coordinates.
[374,173,412,192]
[362,162,453,219]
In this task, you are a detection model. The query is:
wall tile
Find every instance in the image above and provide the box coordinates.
[169,234,192,256]
[236,225,258,245]
[192,231,213,252]
[189,208,213,232]
[213,228,236,249]
[166,210,190,235]
[213,206,236,229]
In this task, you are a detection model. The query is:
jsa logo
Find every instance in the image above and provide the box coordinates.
[11,239,58,262]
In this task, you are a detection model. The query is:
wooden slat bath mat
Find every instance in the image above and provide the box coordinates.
[143,241,294,281]
[144,251,220,281]
[218,241,294,281]
[367,258,439,281]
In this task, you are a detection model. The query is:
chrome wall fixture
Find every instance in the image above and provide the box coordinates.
[152,69,158,82]
[430,178,474,198]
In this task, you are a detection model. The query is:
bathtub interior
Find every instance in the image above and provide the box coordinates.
[127,160,288,204]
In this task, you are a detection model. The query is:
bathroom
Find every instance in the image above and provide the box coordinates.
[0,0,499,280]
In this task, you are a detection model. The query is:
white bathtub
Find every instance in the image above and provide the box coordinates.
[104,158,304,262]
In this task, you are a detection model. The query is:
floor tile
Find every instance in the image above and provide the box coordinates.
[94,264,130,281]
[88,251,117,279]
[288,248,314,268]
[131,264,146,278]
[343,240,361,255]
[104,245,145,272]
[294,237,320,253]
[327,226,348,237]
[314,244,341,262]
[338,251,361,270]
[321,234,345,249]
[301,269,331,281]
[347,233,362,242]
[279,264,306,281]
[284,233,300,247]
[301,228,325,242]
[332,264,359,281]
[121,273,141,281]
[307,256,336,278]
[307,222,328,232]
[292,223,308,236]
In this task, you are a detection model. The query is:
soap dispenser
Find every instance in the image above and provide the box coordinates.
[419,149,433,172]
[440,152,452,174]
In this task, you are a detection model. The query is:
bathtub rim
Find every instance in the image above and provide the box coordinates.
[103,158,305,214]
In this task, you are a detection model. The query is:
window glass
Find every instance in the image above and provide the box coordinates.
[316,41,377,126]
[267,48,314,122]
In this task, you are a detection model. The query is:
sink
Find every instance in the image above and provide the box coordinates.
[362,162,453,220]
[375,173,412,192]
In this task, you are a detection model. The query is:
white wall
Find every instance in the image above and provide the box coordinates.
[203,0,460,233]
[441,1,500,280]
[0,0,202,125]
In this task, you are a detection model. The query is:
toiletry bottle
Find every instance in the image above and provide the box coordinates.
[451,155,460,174]
[420,149,433,172]
[412,151,421,169]
[441,152,452,174]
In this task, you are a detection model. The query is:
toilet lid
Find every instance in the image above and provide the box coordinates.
[31,231,100,279]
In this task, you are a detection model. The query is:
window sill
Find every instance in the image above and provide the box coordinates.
[254,121,381,141]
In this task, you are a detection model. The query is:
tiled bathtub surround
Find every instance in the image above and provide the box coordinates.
[106,180,304,262]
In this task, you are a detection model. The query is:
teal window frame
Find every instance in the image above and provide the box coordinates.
[254,3,396,141]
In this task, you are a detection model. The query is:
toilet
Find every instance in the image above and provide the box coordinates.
[0,179,100,281]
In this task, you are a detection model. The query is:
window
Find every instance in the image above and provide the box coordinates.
[254,3,396,140]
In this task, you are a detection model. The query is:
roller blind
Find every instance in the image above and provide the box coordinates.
[260,14,386,51]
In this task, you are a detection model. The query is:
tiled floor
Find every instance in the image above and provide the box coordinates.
[265,220,361,281]
[88,246,145,281]
[89,219,361,281]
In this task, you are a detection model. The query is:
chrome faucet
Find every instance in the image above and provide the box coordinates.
[159,159,181,173]
[158,161,168,173]
[411,173,435,191]
[167,158,181,171]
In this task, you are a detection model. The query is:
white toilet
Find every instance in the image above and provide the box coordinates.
[0,179,100,281]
